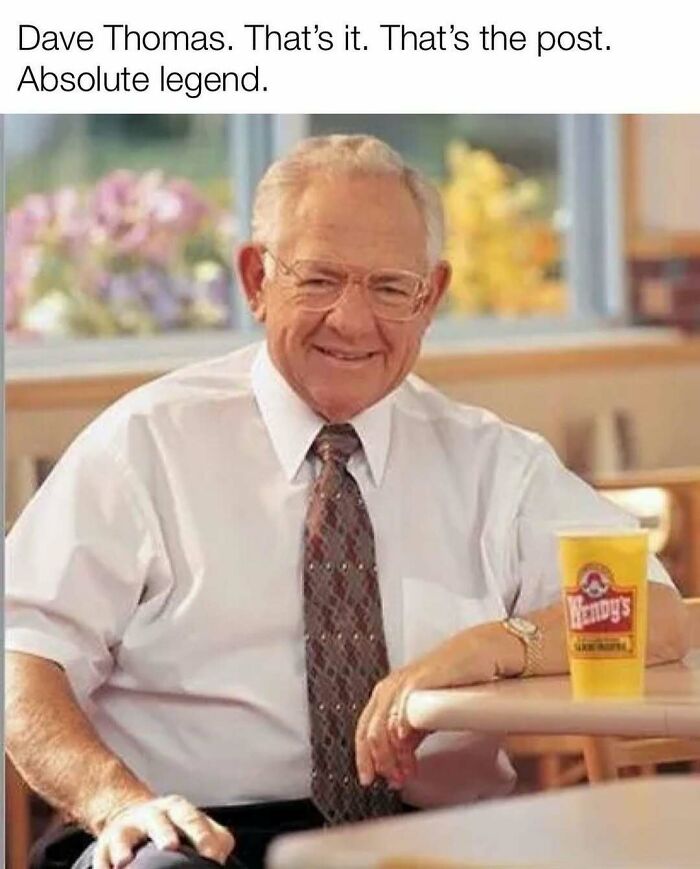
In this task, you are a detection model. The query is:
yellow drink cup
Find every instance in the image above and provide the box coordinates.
[557,527,649,699]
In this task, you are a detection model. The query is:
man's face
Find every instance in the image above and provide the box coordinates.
[240,174,450,422]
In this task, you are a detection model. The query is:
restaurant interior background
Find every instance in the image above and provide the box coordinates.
[5,113,700,561]
[4,114,700,866]
[6,114,700,551]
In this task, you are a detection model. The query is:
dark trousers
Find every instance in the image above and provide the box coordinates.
[30,799,326,869]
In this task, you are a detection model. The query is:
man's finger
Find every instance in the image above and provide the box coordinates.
[366,689,405,787]
[388,714,417,779]
[144,811,181,851]
[355,699,377,786]
[209,821,236,862]
[186,821,225,864]
[367,716,403,787]
[108,837,137,869]
[166,802,231,863]
[91,840,111,869]
[401,731,424,779]
[96,822,146,869]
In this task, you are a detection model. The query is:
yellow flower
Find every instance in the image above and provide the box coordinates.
[442,142,564,316]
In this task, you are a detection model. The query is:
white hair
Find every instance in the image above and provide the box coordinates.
[251,134,444,263]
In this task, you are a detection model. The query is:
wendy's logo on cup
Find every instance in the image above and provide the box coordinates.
[579,565,611,600]
[565,562,634,635]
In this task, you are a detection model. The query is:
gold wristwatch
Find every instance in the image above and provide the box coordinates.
[501,616,544,678]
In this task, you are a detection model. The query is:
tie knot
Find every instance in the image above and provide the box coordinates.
[312,424,361,467]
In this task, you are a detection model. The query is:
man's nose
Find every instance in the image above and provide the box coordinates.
[323,278,379,337]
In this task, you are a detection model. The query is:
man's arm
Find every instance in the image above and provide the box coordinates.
[354,582,690,790]
[6,651,234,869]
[489,581,690,678]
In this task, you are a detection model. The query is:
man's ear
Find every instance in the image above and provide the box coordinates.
[236,244,267,322]
[422,260,452,320]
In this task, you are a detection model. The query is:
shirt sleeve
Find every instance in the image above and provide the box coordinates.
[5,432,160,704]
[509,439,673,617]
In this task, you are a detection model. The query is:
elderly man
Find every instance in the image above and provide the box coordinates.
[6,135,689,869]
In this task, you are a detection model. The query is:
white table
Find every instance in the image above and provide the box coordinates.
[267,776,700,868]
[406,650,700,738]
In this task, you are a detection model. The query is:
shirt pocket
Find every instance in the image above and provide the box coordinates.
[402,576,504,662]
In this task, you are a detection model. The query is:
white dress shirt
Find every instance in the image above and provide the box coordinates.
[6,341,671,808]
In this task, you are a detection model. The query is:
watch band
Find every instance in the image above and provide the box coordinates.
[502,617,544,678]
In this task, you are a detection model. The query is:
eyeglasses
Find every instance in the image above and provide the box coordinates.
[263,250,430,322]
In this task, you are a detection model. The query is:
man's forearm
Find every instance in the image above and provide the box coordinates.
[6,651,154,833]
[493,581,690,678]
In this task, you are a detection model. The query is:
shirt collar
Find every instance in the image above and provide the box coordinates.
[251,342,393,486]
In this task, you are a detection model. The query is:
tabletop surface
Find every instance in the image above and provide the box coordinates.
[267,776,700,869]
[406,650,700,738]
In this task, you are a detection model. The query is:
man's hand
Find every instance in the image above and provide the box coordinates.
[355,623,516,790]
[93,795,235,869]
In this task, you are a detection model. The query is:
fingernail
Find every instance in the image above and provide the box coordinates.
[359,771,371,786]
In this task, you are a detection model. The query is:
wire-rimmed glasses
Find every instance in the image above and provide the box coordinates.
[264,250,430,322]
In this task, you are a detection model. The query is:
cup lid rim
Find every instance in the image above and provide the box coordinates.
[555,526,648,538]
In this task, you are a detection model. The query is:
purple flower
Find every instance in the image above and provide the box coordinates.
[6,169,234,336]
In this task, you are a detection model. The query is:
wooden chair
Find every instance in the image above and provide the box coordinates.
[581,596,700,782]
[507,598,700,788]
[594,468,700,597]
[581,734,700,782]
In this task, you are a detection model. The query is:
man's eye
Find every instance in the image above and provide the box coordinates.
[375,283,411,297]
[300,277,339,289]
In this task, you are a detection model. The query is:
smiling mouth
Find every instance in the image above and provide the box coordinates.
[315,346,377,362]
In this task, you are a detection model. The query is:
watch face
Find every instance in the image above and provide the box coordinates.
[509,617,538,638]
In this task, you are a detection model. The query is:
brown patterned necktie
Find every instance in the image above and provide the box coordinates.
[303,423,402,824]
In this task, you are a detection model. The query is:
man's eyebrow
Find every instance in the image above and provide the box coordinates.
[310,261,346,274]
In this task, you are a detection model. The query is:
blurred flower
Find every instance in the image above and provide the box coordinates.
[5,170,235,338]
[442,142,564,316]
[20,291,73,336]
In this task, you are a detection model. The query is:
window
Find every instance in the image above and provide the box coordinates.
[6,115,236,341]
[5,114,628,372]
[310,115,564,320]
